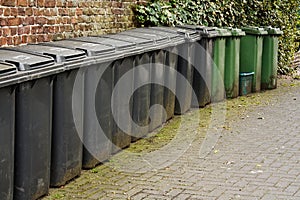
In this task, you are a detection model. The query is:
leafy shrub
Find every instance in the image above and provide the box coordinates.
[134,0,300,75]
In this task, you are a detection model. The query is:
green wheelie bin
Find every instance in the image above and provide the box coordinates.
[261,27,283,90]
[240,27,268,93]
[211,28,231,102]
[224,28,245,98]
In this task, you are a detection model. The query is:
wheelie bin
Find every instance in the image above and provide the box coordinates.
[72,36,141,153]
[151,26,200,113]
[128,27,185,122]
[177,25,219,108]
[41,40,120,169]
[0,49,64,200]
[0,62,27,200]
[101,34,152,140]
[211,28,231,102]
[224,28,245,98]
[261,27,283,90]
[13,44,90,187]
[240,27,268,92]
[119,30,169,132]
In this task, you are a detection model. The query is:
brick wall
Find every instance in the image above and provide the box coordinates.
[0,0,145,46]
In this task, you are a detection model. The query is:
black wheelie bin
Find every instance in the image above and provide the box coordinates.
[0,62,28,200]
[13,44,90,187]
[71,36,141,153]
[119,30,169,133]
[40,40,120,169]
[0,48,64,200]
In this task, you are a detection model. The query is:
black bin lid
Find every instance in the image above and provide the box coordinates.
[14,44,86,64]
[0,62,17,76]
[128,28,182,41]
[0,49,55,71]
[150,26,200,41]
[103,34,153,46]
[40,40,116,57]
[176,25,219,38]
[72,37,136,52]
[120,30,169,45]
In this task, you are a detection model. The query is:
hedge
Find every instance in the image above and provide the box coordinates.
[134,0,300,75]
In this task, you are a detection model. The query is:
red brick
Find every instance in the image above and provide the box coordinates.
[13,36,21,45]
[21,35,28,44]
[44,0,55,7]
[112,8,124,15]
[7,37,13,45]
[2,0,16,6]
[37,34,45,42]
[44,25,55,33]
[18,8,26,16]
[18,26,30,35]
[23,16,34,25]
[37,0,44,7]
[0,37,8,46]
[11,8,18,16]
[47,18,56,25]
[4,8,11,16]
[0,8,3,15]
[75,8,83,16]
[7,17,20,26]
[17,0,27,6]
[27,35,37,43]
[1,28,10,37]
[35,16,48,25]
[25,8,33,15]
[10,27,17,35]
[58,8,68,16]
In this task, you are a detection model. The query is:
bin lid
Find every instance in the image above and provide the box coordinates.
[264,26,283,35]
[0,49,55,71]
[14,44,87,64]
[40,40,116,57]
[127,28,184,43]
[214,28,231,37]
[120,30,169,45]
[225,28,246,36]
[150,26,200,41]
[72,37,136,51]
[0,62,17,76]
[176,25,219,38]
[103,34,153,46]
[241,27,268,35]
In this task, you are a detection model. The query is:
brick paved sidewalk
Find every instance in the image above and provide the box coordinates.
[44,79,300,200]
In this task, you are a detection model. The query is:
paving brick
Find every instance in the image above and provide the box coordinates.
[43,80,300,200]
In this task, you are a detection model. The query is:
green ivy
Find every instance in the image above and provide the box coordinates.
[134,0,300,75]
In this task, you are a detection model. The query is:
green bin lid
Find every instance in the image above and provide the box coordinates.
[225,27,245,36]
[241,26,268,35]
[214,28,231,37]
[264,26,283,35]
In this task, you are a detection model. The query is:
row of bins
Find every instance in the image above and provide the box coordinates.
[0,25,282,200]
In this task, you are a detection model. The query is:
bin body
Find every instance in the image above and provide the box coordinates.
[14,77,53,200]
[42,40,117,169]
[239,72,254,96]
[14,44,88,187]
[240,27,268,92]
[190,26,218,108]
[112,57,134,151]
[0,49,62,200]
[224,28,245,98]
[261,27,283,90]
[0,62,21,200]
[212,28,231,102]
[103,34,153,140]
[120,30,168,133]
